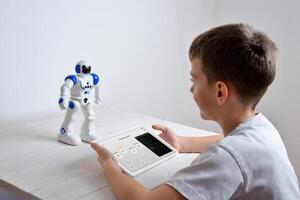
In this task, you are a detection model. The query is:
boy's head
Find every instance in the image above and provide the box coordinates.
[189,24,277,120]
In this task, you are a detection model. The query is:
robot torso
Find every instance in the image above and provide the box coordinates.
[65,73,99,105]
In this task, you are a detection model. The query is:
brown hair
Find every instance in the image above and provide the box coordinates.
[189,24,277,107]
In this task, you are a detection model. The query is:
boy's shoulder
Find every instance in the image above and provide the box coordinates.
[217,113,284,164]
[211,113,300,199]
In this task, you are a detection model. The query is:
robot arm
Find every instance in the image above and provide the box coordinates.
[94,85,102,104]
[91,73,102,104]
[58,75,77,110]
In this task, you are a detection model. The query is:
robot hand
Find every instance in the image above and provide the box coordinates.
[58,97,68,110]
[95,96,102,104]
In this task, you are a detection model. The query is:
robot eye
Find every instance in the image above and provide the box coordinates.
[82,65,91,74]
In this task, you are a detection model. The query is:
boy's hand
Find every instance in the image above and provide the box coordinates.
[152,124,181,152]
[91,142,122,173]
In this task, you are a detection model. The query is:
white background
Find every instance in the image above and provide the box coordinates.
[0,0,299,198]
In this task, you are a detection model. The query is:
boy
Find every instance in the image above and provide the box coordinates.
[91,24,300,199]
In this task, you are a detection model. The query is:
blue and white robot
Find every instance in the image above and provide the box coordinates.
[58,60,102,145]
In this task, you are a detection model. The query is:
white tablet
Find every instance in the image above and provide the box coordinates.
[96,126,178,177]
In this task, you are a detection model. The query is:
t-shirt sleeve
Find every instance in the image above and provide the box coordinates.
[166,144,245,200]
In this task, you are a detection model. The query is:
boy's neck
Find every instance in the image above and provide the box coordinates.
[219,105,256,136]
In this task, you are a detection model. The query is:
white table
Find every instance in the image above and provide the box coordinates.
[0,105,215,200]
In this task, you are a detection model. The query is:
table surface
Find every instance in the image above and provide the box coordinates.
[0,105,215,200]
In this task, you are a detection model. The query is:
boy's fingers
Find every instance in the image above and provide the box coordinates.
[91,142,113,157]
[152,124,167,132]
[91,142,102,153]
[91,143,109,156]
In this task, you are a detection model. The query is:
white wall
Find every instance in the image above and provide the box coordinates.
[215,0,300,180]
[0,0,182,118]
[0,1,179,118]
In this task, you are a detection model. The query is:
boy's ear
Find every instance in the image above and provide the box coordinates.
[215,81,228,105]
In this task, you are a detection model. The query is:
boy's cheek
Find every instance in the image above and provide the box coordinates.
[193,95,204,112]
[192,93,199,104]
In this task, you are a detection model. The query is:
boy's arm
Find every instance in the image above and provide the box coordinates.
[91,143,186,200]
[178,134,224,153]
[152,124,223,153]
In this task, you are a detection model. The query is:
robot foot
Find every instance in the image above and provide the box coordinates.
[57,134,81,146]
[80,132,98,143]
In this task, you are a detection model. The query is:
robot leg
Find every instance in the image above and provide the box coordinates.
[80,102,98,143]
[58,100,81,145]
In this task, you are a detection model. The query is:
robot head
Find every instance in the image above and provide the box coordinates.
[75,60,91,75]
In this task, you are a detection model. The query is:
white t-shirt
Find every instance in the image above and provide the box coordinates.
[166,113,300,200]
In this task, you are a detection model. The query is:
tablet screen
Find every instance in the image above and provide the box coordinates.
[135,132,172,156]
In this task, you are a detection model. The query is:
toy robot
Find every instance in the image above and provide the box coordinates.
[58,60,102,145]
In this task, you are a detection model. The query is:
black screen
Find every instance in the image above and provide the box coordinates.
[135,132,172,157]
